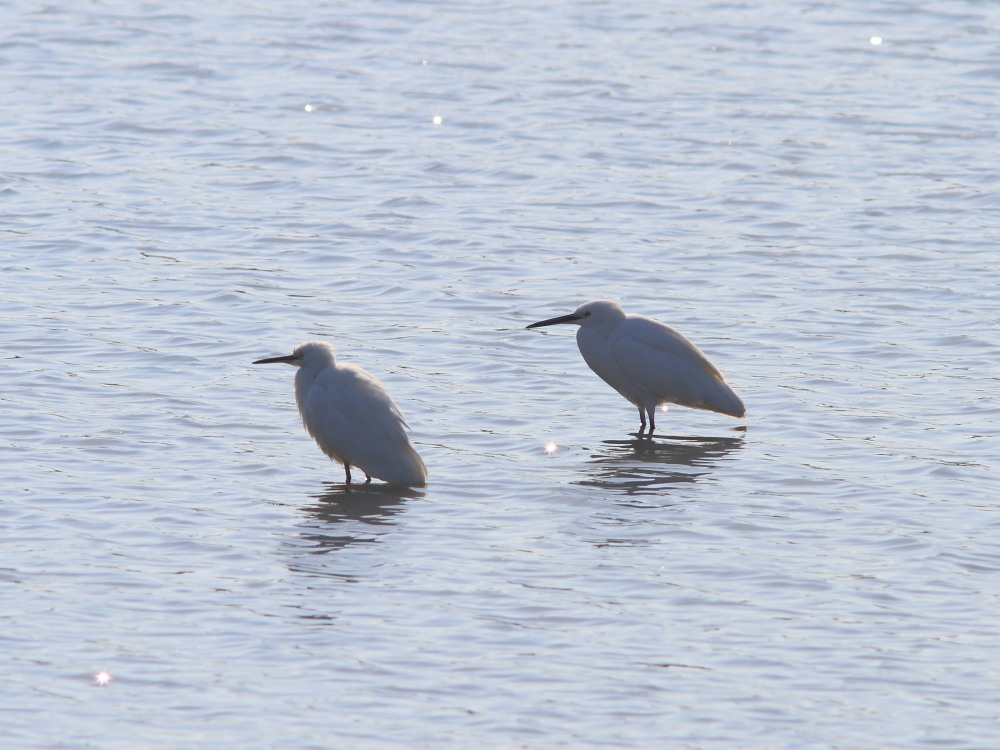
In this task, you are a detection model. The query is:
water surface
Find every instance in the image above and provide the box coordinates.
[3,1,1000,747]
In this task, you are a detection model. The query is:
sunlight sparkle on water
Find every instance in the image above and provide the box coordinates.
[432,115,443,125]
[870,36,883,45]
[304,103,316,112]
[544,441,558,454]
[94,670,112,687]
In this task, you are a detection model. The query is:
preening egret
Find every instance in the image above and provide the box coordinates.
[527,300,745,434]
[253,341,427,486]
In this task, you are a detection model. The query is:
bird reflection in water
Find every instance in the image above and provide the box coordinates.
[578,434,744,497]
[296,482,422,554]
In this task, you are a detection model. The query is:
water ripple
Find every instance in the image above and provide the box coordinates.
[3,0,1000,748]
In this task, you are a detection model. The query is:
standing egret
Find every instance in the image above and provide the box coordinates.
[253,341,427,486]
[526,300,745,434]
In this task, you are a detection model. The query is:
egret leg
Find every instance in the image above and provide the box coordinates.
[344,464,352,484]
[647,408,656,436]
[637,407,647,436]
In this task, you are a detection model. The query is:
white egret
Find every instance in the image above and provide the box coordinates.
[526,300,745,434]
[253,341,427,487]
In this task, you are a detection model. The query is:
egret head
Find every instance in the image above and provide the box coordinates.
[253,340,336,368]
[526,299,625,331]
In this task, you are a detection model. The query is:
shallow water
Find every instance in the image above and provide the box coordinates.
[3,1,1000,747]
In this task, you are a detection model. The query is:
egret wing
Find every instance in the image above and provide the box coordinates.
[622,316,724,379]
[610,316,742,415]
[304,365,426,484]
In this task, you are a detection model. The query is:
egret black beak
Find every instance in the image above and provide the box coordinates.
[253,354,298,365]
[526,313,582,329]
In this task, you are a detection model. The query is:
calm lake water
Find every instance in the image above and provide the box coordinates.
[3,1,1000,747]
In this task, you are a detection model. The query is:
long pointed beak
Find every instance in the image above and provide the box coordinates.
[253,354,297,365]
[526,312,582,329]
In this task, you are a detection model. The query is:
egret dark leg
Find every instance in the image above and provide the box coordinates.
[648,408,656,436]
[637,407,647,435]
[364,474,372,484]
[344,464,352,484]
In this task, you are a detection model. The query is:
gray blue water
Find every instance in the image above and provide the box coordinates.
[3,1,1000,747]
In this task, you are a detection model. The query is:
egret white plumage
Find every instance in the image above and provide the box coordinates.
[253,341,427,486]
[526,300,745,434]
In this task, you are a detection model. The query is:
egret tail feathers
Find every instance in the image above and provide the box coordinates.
[700,379,745,418]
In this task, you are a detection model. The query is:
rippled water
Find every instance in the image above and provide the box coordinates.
[3,1,1000,747]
